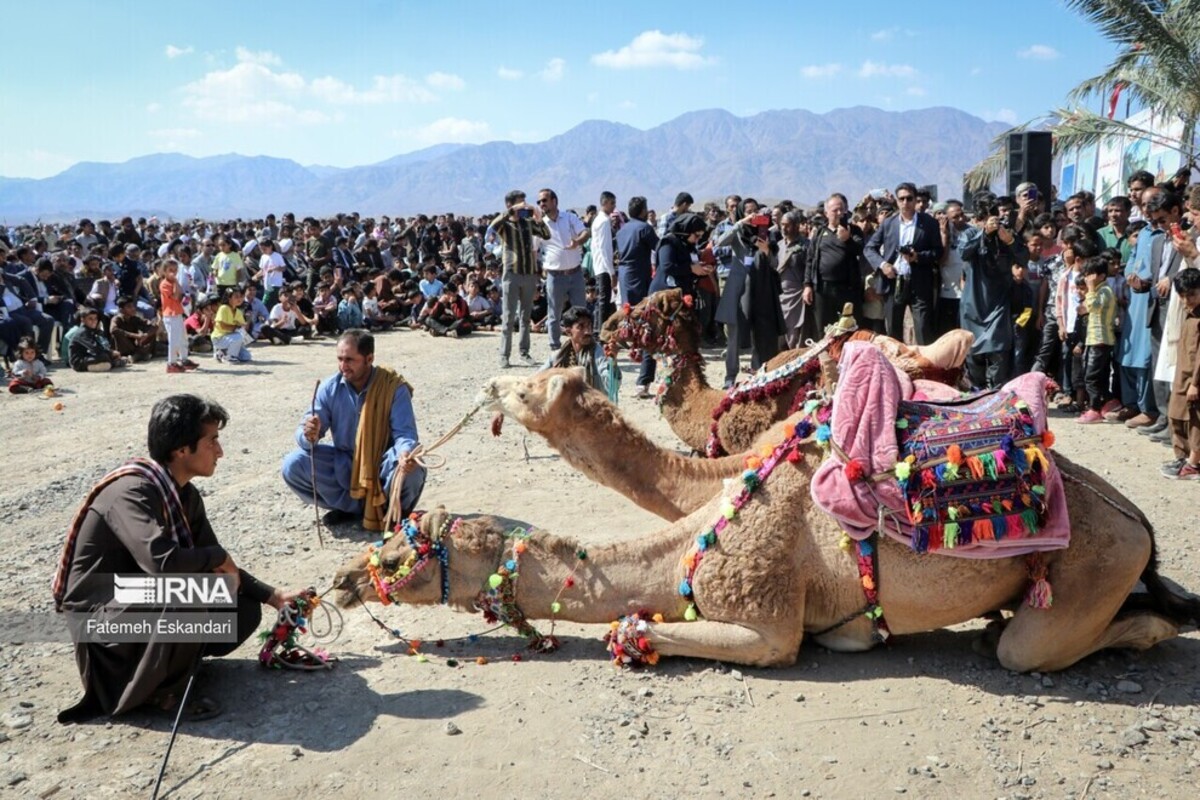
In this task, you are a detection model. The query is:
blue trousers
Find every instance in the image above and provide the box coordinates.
[281,444,427,519]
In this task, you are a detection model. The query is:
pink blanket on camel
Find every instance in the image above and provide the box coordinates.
[810,342,1070,559]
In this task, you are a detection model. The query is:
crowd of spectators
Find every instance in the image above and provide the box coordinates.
[2,177,1197,480]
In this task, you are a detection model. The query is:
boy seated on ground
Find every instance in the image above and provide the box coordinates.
[312,282,340,335]
[8,337,53,394]
[465,280,497,329]
[69,306,127,372]
[184,296,215,353]
[242,284,271,340]
[262,290,315,344]
[419,284,472,337]
[361,283,396,330]
[109,296,158,362]
[530,284,548,333]
[418,265,444,299]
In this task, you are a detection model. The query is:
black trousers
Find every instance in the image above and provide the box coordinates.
[1032,317,1060,380]
[967,350,1011,390]
[813,283,859,333]
[1084,343,1113,411]
[934,298,960,339]
[884,275,935,345]
[593,272,615,332]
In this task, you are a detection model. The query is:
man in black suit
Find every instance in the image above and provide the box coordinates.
[802,192,865,332]
[864,182,944,344]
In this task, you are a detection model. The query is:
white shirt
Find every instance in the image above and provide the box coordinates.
[539,210,586,272]
[259,252,286,288]
[590,214,614,278]
[268,304,298,330]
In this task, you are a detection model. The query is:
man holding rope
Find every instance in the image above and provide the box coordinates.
[281,328,426,531]
[54,394,301,723]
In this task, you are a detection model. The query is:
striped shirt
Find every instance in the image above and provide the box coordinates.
[491,213,550,276]
[1085,284,1117,347]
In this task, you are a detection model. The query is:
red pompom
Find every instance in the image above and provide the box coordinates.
[564,576,575,588]
[845,459,866,481]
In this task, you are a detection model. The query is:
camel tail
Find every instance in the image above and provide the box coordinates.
[1122,506,1200,626]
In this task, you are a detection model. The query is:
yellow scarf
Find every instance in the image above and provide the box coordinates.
[349,366,413,532]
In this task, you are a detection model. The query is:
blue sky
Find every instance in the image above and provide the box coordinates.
[0,1,1116,179]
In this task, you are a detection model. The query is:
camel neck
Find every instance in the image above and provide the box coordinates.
[659,353,722,450]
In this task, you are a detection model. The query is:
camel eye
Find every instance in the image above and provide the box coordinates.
[382,555,399,572]
[517,391,526,401]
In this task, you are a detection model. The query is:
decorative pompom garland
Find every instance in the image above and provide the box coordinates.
[258,589,336,670]
[654,352,705,410]
[366,514,456,606]
[680,414,820,620]
[604,611,663,666]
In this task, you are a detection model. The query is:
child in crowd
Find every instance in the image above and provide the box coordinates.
[530,284,548,333]
[1066,275,1090,413]
[185,296,215,352]
[487,286,503,323]
[1162,268,1200,480]
[1010,260,1037,377]
[1078,257,1120,423]
[337,285,365,331]
[243,284,270,340]
[213,236,245,289]
[1053,232,1096,406]
[213,287,251,363]
[419,265,444,299]
[465,280,496,329]
[160,259,197,373]
[69,306,127,372]
[423,284,472,337]
[361,283,396,330]
[110,295,158,363]
[8,338,53,393]
[313,283,340,334]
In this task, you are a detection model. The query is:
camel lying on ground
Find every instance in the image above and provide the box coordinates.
[599,289,972,455]
[335,435,1199,671]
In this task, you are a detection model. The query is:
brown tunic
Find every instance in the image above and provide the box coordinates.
[1168,307,1200,421]
[58,475,270,721]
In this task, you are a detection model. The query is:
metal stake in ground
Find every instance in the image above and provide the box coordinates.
[150,655,201,800]
[309,379,325,549]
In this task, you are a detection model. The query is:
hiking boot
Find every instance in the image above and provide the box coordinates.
[1075,409,1103,424]
[1161,458,1187,478]
[1177,462,1200,480]
[1125,413,1157,429]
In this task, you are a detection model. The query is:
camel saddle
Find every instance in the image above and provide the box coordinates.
[810,342,1070,559]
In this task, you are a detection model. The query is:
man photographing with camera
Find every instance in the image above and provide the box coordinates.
[803,192,866,332]
[491,189,551,368]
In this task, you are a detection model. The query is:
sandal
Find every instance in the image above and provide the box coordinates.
[152,692,223,722]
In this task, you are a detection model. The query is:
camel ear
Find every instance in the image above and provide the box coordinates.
[566,366,586,382]
[422,506,449,540]
[546,374,566,405]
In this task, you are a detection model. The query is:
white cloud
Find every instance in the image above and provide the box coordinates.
[425,71,465,90]
[984,108,1019,124]
[800,62,842,79]
[539,57,565,82]
[311,74,436,104]
[591,30,714,70]
[870,27,916,42]
[165,44,194,59]
[497,66,523,80]
[180,61,314,124]
[1018,44,1060,60]
[398,117,492,145]
[906,86,927,97]
[146,102,162,113]
[858,60,917,79]
[234,46,282,66]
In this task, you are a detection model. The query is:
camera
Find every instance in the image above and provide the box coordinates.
[899,245,915,256]
[517,208,531,219]
[750,214,771,228]
[839,212,852,228]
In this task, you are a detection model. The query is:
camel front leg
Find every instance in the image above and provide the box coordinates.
[648,621,800,668]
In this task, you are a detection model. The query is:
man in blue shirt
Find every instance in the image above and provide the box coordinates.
[614,196,659,397]
[280,329,425,527]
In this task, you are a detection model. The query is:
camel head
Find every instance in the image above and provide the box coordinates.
[477,368,591,434]
[598,288,699,358]
[334,507,508,611]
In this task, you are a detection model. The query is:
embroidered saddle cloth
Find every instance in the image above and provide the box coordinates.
[811,342,1070,559]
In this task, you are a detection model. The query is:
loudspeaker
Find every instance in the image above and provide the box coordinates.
[962,174,975,213]
[1007,131,1052,201]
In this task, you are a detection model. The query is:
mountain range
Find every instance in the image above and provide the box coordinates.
[0,106,1007,222]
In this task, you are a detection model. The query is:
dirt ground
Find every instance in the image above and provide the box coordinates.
[1,327,1198,800]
